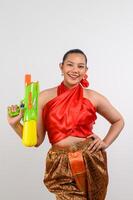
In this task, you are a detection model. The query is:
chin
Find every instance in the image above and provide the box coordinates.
[64,80,80,88]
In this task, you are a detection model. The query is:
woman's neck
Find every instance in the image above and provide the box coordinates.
[62,81,79,89]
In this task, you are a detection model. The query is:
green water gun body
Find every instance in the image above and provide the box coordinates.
[8,74,39,147]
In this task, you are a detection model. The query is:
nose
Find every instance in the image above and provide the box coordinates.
[71,65,79,73]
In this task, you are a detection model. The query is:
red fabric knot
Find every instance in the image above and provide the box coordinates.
[80,74,89,88]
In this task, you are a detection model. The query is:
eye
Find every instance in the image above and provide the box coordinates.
[78,65,85,69]
[67,63,73,66]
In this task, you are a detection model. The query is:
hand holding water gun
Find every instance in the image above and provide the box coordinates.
[8,74,39,147]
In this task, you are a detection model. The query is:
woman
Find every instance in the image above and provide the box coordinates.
[8,49,124,200]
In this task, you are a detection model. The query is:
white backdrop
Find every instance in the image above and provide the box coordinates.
[0,0,132,199]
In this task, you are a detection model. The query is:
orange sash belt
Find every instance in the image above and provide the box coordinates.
[68,151,87,193]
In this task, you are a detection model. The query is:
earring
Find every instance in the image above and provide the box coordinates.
[80,74,89,87]
[83,74,88,80]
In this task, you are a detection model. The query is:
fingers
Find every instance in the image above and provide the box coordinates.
[7,105,23,126]
[7,104,24,117]
[88,138,101,153]
[87,134,107,153]
[19,108,24,118]
[7,105,18,114]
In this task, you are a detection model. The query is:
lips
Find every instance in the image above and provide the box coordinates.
[68,74,80,79]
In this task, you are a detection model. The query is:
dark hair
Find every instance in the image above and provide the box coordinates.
[62,49,87,64]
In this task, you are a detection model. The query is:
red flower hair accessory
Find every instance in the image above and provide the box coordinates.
[80,74,89,88]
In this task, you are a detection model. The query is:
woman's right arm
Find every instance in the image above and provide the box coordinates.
[7,92,47,147]
[7,105,23,138]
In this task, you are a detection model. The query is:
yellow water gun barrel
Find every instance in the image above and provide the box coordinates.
[22,120,37,147]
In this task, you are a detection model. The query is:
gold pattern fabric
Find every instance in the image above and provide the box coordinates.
[44,138,108,200]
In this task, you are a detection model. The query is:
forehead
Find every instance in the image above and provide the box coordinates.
[65,53,86,64]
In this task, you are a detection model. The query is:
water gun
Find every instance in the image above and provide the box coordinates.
[8,74,39,147]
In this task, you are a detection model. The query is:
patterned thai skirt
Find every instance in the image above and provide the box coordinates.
[44,138,109,200]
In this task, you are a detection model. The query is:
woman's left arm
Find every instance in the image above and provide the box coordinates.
[87,91,125,152]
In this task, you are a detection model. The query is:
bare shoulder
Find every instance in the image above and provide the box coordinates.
[84,88,123,123]
[84,88,107,109]
[39,86,57,108]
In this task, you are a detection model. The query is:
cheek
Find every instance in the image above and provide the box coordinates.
[61,65,68,71]
[81,70,87,76]
[63,67,72,73]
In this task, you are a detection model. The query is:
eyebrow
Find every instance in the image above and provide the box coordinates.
[66,60,85,65]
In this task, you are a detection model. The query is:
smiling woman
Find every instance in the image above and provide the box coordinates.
[7,49,124,200]
[59,49,88,88]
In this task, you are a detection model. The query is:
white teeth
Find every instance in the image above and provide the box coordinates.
[68,74,79,78]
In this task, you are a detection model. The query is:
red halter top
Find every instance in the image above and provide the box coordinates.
[42,82,97,145]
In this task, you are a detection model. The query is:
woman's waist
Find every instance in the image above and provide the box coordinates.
[53,135,89,147]
[50,136,94,153]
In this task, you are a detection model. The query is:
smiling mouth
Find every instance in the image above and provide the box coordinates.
[68,74,80,79]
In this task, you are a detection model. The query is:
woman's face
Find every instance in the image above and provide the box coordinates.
[60,53,88,88]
